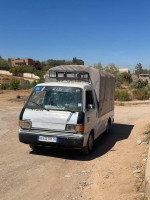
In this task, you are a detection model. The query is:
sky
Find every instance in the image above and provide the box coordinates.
[0,0,150,70]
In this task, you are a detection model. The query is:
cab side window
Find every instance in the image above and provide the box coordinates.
[86,91,95,109]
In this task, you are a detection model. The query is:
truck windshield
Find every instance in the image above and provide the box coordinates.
[25,86,82,112]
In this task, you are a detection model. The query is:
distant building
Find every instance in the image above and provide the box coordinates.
[139,74,150,82]
[11,58,40,68]
[118,68,129,73]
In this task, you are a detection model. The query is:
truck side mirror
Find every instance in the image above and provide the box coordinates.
[87,104,95,110]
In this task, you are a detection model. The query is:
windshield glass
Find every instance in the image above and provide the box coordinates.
[26,86,82,112]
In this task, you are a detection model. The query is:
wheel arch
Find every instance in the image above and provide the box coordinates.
[90,129,95,139]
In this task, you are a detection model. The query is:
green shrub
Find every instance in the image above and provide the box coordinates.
[34,71,44,79]
[9,65,43,79]
[129,79,148,89]
[115,80,122,88]
[19,80,31,89]
[37,78,44,84]
[1,83,10,90]
[128,81,138,89]
[31,80,37,87]
[10,79,20,90]
[9,65,36,76]
[42,65,51,72]
[115,74,123,88]
[120,72,132,83]
[132,89,150,100]
[147,85,150,90]
[1,79,37,91]
[115,72,132,89]
[0,58,11,71]
[115,90,131,101]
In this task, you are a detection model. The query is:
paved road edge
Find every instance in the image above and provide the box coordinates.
[145,143,150,199]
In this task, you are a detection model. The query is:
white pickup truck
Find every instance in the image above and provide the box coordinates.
[19,65,115,154]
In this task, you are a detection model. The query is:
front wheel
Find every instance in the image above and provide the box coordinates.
[82,133,94,155]
[104,120,111,135]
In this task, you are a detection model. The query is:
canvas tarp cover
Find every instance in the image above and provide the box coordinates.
[45,65,115,116]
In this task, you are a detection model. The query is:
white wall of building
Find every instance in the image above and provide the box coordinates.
[0,70,13,76]
[0,70,40,80]
[23,73,40,79]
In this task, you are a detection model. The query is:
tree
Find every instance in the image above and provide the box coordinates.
[72,57,84,65]
[10,66,24,76]
[10,79,20,90]
[105,64,118,76]
[40,61,46,67]
[0,58,11,70]
[142,69,148,74]
[46,59,67,66]
[44,58,84,67]
[8,58,11,63]
[135,63,143,76]
[93,62,103,70]
[120,72,132,83]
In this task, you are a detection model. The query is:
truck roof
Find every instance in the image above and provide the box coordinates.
[37,81,91,89]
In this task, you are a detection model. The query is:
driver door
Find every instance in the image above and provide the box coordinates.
[84,90,97,136]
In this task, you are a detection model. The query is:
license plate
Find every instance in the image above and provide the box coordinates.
[38,136,58,143]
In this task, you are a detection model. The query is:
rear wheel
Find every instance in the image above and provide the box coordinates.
[82,133,94,155]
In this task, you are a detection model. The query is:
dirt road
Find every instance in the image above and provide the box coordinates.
[0,91,150,200]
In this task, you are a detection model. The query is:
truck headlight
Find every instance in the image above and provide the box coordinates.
[19,120,32,129]
[65,124,76,132]
[65,124,84,133]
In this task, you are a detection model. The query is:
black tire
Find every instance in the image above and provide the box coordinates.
[105,120,111,135]
[82,133,94,155]
[105,124,109,135]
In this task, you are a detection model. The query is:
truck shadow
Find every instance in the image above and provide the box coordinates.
[30,123,134,161]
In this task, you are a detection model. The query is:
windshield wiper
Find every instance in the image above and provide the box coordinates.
[27,101,49,111]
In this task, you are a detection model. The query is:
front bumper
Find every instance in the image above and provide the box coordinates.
[19,128,84,148]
